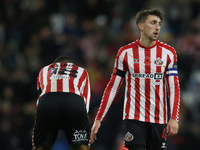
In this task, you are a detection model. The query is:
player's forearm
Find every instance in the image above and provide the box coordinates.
[168,77,180,122]
[95,75,124,121]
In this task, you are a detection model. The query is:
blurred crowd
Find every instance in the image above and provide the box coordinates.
[0,0,200,150]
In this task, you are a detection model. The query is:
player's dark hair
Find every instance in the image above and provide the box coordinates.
[53,55,74,63]
[136,8,162,25]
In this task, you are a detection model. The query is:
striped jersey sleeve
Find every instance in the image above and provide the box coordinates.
[95,46,127,121]
[164,46,180,122]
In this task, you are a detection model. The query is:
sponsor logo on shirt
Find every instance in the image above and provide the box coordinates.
[125,132,134,142]
[50,74,70,79]
[132,73,163,79]
[72,130,88,142]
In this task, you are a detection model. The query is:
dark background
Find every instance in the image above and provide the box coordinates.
[0,0,200,149]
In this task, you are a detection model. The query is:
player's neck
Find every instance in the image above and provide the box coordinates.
[139,37,156,48]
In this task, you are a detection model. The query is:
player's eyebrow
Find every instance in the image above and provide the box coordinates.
[151,19,162,25]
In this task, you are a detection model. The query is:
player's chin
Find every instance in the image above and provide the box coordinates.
[150,37,157,41]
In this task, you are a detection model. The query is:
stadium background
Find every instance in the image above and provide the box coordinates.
[0,0,200,149]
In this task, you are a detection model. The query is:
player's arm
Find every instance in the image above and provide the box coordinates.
[166,57,180,138]
[90,69,125,143]
[37,72,42,96]
[91,48,127,143]
[36,69,44,108]
[83,70,91,113]
[95,48,127,122]
[95,68,125,121]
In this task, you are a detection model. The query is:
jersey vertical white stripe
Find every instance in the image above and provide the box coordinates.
[126,48,135,119]
[74,67,83,95]
[159,48,167,124]
[116,49,127,70]
[123,76,128,119]
[79,78,86,95]
[62,77,69,92]
[123,71,130,119]
[169,76,175,117]
[159,81,164,123]
[42,66,48,94]
[86,77,91,113]
[150,46,157,123]
[51,77,57,93]
[51,63,60,92]
[138,47,146,122]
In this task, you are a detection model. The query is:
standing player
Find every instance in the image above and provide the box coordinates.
[32,56,91,150]
[91,8,180,150]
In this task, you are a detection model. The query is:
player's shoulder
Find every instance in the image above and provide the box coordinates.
[157,40,175,52]
[118,40,138,54]
[73,63,83,70]
[40,63,53,72]
[37,64,50,77]
[75,64,88,74]
[120,41,138,50]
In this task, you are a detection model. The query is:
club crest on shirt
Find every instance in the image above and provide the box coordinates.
[125,132,134,141]
[154,57,163,65]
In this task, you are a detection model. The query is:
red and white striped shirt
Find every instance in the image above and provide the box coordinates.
[96,39,180,124]
[36,62,91,112]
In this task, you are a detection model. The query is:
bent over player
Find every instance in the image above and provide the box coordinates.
[32,56,91,150]
[91,8,180,150]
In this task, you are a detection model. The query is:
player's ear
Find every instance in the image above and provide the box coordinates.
[138,23,143,31]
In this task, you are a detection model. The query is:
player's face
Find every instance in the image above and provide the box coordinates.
[141,15,161,41]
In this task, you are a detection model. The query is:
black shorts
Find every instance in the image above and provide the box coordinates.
[32,92,90,149]
[124,120,167,150]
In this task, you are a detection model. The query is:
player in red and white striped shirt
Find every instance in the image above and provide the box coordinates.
[32,56,91,150]
[36,57,90,112]
[91,8,180,150]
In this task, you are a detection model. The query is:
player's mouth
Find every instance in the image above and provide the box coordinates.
[154,32,159,37]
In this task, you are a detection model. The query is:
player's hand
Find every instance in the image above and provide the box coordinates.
[166,119,179,138]
[90,120,101,144]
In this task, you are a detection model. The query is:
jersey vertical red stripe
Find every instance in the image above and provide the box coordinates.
[45,66,52,93]
[163,78,167,124]
[69,65,78,93]
[155,46,162,123]
[124,52,130,119]
[82,70,89,102]
[133,46,140,120]
[39,68,44,90]
[144,49,151,122]
[172,76,180,120]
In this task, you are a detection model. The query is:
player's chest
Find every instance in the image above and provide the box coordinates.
[125,50,168,75]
